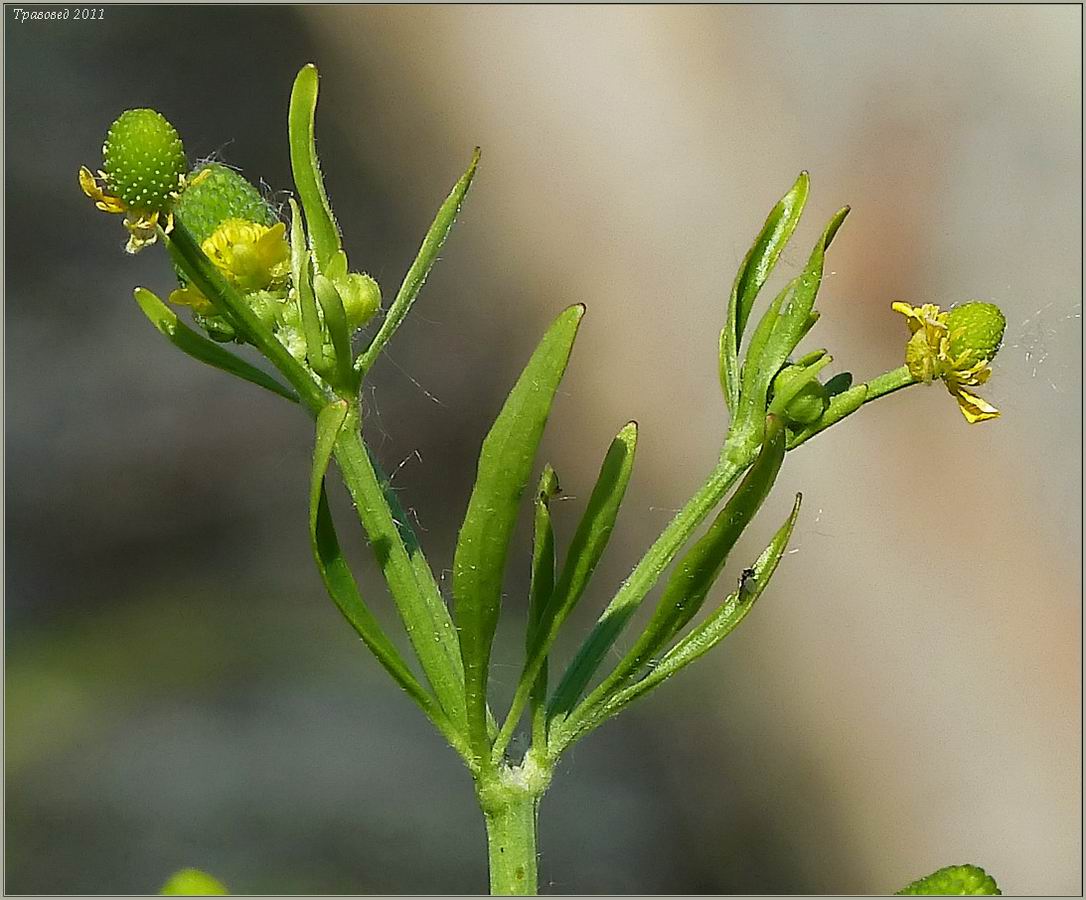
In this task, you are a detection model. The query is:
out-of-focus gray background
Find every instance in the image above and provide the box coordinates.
[5,5,1081,895]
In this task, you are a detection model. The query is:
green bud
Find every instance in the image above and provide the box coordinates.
[769,356,832,427]
[945,302,1006,364]
[335,272,381,329]
[174,163,276,244]
[102,109,187,213]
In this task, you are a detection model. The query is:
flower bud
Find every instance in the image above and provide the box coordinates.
[769,356,832,427]
[102,109,187,214]
[335,272,381,329]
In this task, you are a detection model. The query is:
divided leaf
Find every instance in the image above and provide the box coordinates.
[570,416,785,719]
[554,493,802,753]
[495,422,638,758]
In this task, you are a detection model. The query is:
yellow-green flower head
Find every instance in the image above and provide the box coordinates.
[896,864,1001,896]
[78,108,187,254]
[893,301,1004,424]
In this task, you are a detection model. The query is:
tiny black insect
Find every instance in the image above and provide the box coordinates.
[738,567,757,597]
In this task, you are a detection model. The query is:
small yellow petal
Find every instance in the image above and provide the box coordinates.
[949,384,1000,423]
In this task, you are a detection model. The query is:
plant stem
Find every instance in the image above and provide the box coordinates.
[483,788,539,896]
[477,758,551,896]
[331,404,470,749]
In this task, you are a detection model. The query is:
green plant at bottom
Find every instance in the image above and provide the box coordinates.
[81,64,1006,896]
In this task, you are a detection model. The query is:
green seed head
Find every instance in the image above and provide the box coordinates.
[102,109,187,213]
[896,864,1000,896]
[945,302,1006,364]
[174,163,276,243]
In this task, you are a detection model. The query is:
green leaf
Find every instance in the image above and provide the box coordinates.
[452,304,585,762]
[166,219,327,411]
[133,288,299,403]
[160,868,229,896]
[313,273,356,391]
[569,416,784,722]
[288,63,342,273]
[896,864,1001,896]
[528,465,560,747]
[554,493,801,753]
[720,172,809,414]
[357,149,480,376]
[309,403,454,740]
[732,206,849,448]
[289,198,330,378]
[547,458,746,723]
[494,422,638,760]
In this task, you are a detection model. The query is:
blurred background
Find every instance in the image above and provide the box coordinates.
[5,5,1081,895]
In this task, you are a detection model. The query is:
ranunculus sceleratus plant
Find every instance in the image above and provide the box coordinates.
[81,65,1005,897]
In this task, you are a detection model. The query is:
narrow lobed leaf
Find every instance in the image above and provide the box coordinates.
[494,422,638,760]
[547,459,746,723]
[720,172,810,413]
[528,465,560,747]
[554,492,802,753]
[357,148,480,375]
[289,198,330,378]
[453,304,585,763]
[133,288,299,403]
[288,64,342,273]
[568,416,784,723]
[731,206,849,447]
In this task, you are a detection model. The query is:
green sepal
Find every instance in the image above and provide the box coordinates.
[309,403,459,745]
[452,304,585,764]
[495,422,638,760]
[159,868,229,896]
[720,172,809,414]
[553,493,802,753]
[896,864,1001,896]
[357,148,480,375]
[133,288,298,403]
[768,354,833,426]
[569,416,785,722]
[288,64,342,273]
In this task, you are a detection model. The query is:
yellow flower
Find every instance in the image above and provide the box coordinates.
[168,218,290,312]
[892,301,1003,424]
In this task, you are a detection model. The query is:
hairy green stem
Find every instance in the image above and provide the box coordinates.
[332,404,470,753]
[477,757,552,896]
